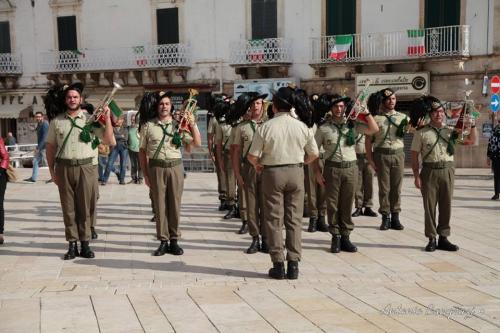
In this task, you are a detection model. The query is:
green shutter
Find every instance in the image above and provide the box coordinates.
[326,0,356,36]
[157,8,179,44]
[251,0,277,39]
[57,16,77,51]
[0,21,11,53]
[425,0,460,28]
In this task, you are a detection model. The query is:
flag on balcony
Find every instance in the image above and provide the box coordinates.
[71,49,85,58]
[407,29,425,55]
[133,45,147,66]
[329,35,352,60]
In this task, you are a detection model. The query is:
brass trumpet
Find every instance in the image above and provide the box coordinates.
[179,88,199,133]
[345,79,371,122]
[90,82,123,127]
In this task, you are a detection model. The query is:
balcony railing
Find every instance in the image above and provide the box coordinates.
[230,38,292,66]
[0,53,22,75]
[311,25,470,65]
[39,43,191,73]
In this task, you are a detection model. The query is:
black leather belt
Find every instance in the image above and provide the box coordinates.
[149,159,182,168]
[56,157,93,166]
[263,163,303,169]
[374,147,404,155]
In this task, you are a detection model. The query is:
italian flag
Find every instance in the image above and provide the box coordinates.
[108,100,123,118]
[329,35,352,60]
[407,29,425,55]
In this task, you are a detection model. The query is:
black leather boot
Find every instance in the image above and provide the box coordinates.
[63,241,79,260]
[340,235,358,252]
[223,205,238,219]
[491,194,499,200]
[268,262,285,280]
[330,235,341,253]
[380,214,391,230]
[218,200,227,211]
[91,227,98,240]
[153,241,168,256]
[425,238,437,252]
[390,212,404,230]
[238,221,248,234]
[307,217,318,232]
[80,241,95,258]
[150,215,156,223]
[260,239,269,253]
[316,216,329,232]
[363,207,378,217]
[234,205,241,219]
[287,261,299,280]
[246,236,260,254]
[437,236,459,251]
[169,239,184,255]
[351,208,362,217]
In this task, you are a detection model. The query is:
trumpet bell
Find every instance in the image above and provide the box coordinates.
[113,82,123,90]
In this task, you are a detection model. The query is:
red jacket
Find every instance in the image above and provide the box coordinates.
[0,137,10,169]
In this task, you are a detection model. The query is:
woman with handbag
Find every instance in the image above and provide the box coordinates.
[0,136,10,244]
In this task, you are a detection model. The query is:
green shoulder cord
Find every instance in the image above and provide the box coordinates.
[382,114,407,141]
[355,133,363,144]
[422,127,454,162]
[242,121,256,161]
[326,123,350,161]
[152,123,173,160]
[56,117,99,160]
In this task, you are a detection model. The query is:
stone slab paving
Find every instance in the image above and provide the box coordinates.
[0,168,499,332]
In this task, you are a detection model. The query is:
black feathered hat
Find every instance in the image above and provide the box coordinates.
[409,95,445,128]
[271,86,295,111]
[330,94,351,107]
[380,88,395,101]
[138,92,159,127]
[44,84,66,121]
[63,82,84,96]
[213,99,231,124]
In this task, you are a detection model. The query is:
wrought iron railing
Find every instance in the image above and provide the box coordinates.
[311,25,470,64]
[229,37,292,65]
[0,53,22,75]
[39,43,191,73]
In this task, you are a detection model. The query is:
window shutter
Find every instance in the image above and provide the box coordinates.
[0,21,11,53]
[251,0,277,39]
[157,8,179,44]
[57,16,77,51]
[326,0,356,36]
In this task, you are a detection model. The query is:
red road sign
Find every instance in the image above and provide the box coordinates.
[491,75,500,94]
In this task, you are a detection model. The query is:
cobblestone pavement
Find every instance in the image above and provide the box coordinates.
[1,168,499,332]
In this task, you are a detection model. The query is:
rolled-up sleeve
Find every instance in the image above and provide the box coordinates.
[305,128,319,156]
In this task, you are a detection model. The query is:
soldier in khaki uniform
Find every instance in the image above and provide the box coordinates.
[227,122,247,228]
[230,92,269,253]
[46,83,115,260]
[208,95,228,210]
[410,96,476,252]
[139,91,201,256]
[248,87,319,280]
[314,94,378,253]
[352,134,378,217]
[366,88,408,231]
[215,110,238,219]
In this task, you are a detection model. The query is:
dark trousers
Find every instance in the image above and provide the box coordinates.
[128,150,143,181]
[98,155,107,182]
[104,142,128,182]
[493,158,500,195]
[0,169,7,234]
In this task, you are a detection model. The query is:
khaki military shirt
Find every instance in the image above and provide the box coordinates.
[215,122,232,152]
[139,118,192,160]
[411,125,454,163]
[207,117,218,135]
[372,110,407,149]
[46,111,104,165]
[355,134,366,154]
[249,112,319,165]
[231,120,262,159]
[315,119,366,163]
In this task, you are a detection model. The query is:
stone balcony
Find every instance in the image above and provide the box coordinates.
[39,43,191,86]
[229,37,292,79]
[0,52,22,88]
[310,25,470,77]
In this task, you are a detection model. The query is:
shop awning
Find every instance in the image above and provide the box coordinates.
[0,105,22,119]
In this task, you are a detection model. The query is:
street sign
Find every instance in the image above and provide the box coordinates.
[491,75,500,94]
[491,94,500,113]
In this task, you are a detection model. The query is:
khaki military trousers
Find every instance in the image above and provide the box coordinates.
[420,165,454,238]
[324,162,357,236]
[223,151,236,205]
[373,151,404,214]
[55,163,98,241]
[242,162,264,238]
[149,163,184,240]
[261,165,304,263]
[304,160,327,218]
[355,154,374,208]
[215,152,227,201]
[237,176,247,221]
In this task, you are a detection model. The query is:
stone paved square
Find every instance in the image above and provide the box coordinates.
[1,168,499,332]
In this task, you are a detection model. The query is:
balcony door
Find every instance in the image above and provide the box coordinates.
[326,0,356,60]
[57,16,79,70]
[425,0,461,55]
[0,21,11,53]
[157,8,180,66]
[251,0,277,40]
